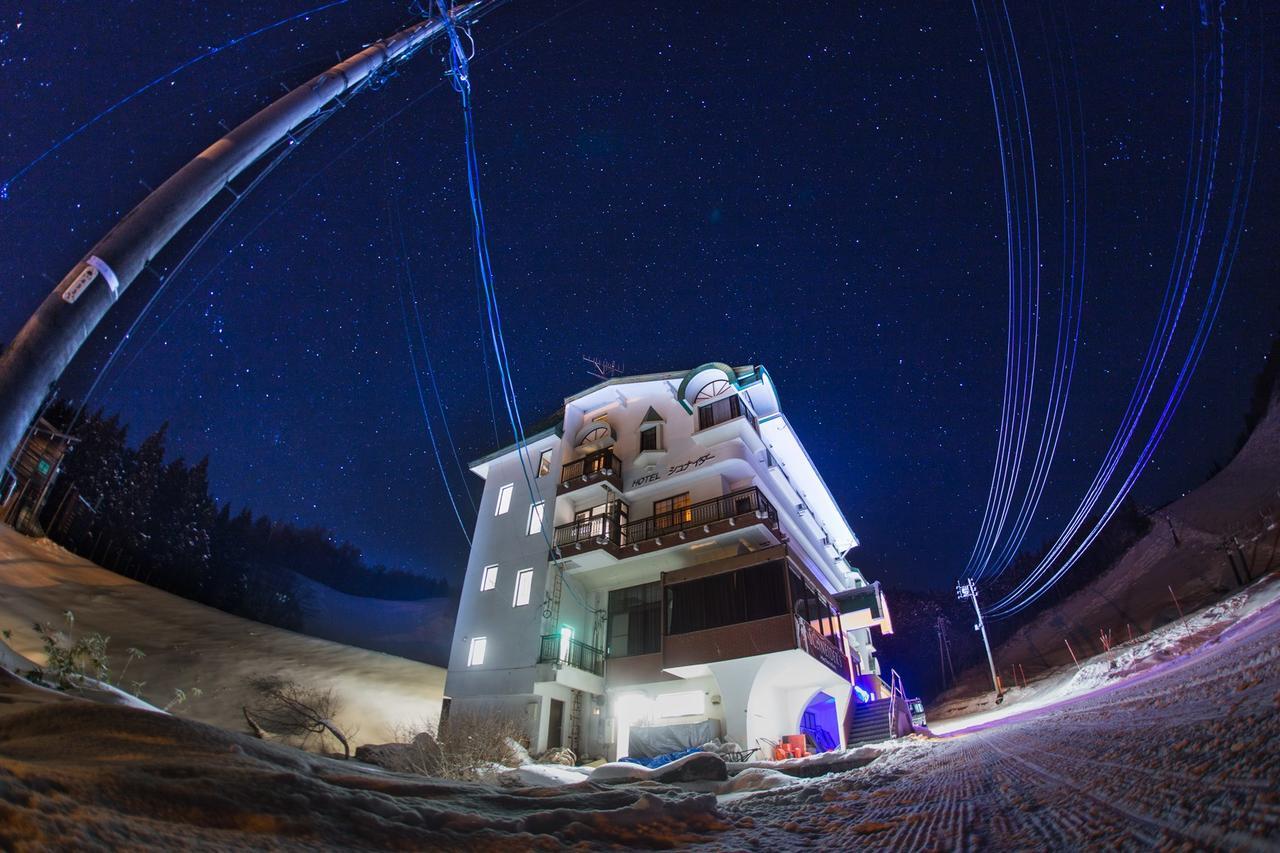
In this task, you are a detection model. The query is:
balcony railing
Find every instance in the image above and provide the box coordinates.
[794,615,850,679]
[552,486,776,553]
[538,634,605,677]
[623,486,773,543]
[558,447,621,495]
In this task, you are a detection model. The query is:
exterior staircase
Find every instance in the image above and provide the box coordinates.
[845,698,893,746]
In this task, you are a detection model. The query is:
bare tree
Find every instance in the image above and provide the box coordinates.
[243,675,351,758]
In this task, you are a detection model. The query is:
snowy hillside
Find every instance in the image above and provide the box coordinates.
[0,525,446,746]
[938,391,1280,705]
[290,570,455,665]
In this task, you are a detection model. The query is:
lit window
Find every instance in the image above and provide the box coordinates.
[558,626,574,660]
[495,483,514,516]
[468,636,487,666]
[480,564,499,591]
[656,690,704,718]
[527,501,545,535]
[513,568,534,607]
[537,448,553,478]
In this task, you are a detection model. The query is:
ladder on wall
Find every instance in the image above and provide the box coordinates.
[568,689,583,756]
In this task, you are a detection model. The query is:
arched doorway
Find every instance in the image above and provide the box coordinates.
[799,690,840,752]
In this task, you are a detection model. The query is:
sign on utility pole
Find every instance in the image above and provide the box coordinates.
[957,579,1003,702]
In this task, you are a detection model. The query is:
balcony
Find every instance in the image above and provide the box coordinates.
[537,634,605,677]
[692,397,763,452]
[794,615,850,679]
[551,486,779,563]
[558,447,622,497]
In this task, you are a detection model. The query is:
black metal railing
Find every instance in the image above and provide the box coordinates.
[794,615,850,679]
[552,486,775,552]
[559,447,617,485]
[537,634,605,677]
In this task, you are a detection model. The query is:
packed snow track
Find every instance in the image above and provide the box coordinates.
[0,579,1276,849]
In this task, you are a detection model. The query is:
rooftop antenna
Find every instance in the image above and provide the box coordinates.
[583,355,624,381]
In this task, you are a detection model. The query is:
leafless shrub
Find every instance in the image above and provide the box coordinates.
[381,707,528,780]
[244,675,353,758]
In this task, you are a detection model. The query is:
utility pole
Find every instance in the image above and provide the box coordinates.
[957,579,1003,701]
[0,1,502,467]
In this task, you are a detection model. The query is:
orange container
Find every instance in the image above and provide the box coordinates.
[783,735,806,752]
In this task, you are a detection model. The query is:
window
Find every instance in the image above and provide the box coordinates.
[468,636,487,666]
[537,448,553,478]
[607,581,662,658]
[513,568,534,607]
[656,691,705,718]
[480,564,499,592]
[495,483,514,516]
[558,626,574,661]
[694,379,733,403]
[654,493,691,531]
[697,394,742,430]
[527,501,545,535]
[579,425,610,446]
[639,424,661,452]
[665,559,788,635]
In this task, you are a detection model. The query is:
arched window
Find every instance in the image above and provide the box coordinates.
[694,379,732,403]
[579,425,610,446]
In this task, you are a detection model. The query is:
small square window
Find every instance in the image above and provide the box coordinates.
[495,483,514,516]
[468,636,487,666]
[480,564,499,591]
[513,568,534,607]
[537,448,553,478]
[527,501,545,536]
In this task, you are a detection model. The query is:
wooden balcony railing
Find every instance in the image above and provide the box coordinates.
[558,447,621,494]
[552,486,776,553]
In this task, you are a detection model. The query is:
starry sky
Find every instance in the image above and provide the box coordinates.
[1,2,1275,593]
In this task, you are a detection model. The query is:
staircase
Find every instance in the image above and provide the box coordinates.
[845,698,893,746]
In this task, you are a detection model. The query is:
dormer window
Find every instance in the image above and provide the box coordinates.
[637,406,665,456]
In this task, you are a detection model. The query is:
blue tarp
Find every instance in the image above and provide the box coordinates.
[619,746,701,769]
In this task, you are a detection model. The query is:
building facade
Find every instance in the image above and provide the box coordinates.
[444,363,893,759]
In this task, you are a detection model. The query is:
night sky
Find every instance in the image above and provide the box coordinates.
[1,2,1275,593]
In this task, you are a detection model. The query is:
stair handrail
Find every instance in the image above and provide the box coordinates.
[888,668,908,739]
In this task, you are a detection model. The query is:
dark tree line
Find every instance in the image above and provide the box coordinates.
[35,401,448,632]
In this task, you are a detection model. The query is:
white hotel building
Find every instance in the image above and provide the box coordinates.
[444,363,895,760]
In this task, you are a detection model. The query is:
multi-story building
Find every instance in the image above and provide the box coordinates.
[444,363,894,760]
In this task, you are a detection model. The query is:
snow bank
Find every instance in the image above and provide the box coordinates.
[0,524,446,746]
[931,574,1280,735]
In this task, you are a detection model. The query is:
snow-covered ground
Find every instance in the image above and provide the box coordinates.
[929,572,1280,735]
[0,524,447,746]
[1,562,1275,848]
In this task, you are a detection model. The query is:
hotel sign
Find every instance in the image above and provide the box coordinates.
[630,452,716,489]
